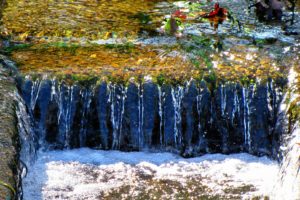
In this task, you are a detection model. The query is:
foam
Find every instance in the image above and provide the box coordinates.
[23,149,279,199]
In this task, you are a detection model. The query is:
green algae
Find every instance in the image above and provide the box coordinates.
[8,36,291,87]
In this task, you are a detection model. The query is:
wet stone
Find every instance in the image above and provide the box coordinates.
[0,61,18,200]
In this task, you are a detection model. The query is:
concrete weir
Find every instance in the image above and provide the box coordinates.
[0,58,18,200]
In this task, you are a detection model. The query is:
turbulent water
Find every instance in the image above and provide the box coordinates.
[22,149,279,200]
[272,127,300,200]
[16,78,290,199]
[270,68,300,200]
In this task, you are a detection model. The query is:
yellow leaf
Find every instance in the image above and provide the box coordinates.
[90,54,97,58]
[19,32,29,41]
[65,30,73,37]
[104,32,112,40]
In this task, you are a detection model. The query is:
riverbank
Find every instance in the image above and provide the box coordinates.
[0,57,18,200]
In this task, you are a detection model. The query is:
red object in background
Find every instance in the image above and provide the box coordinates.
[206,3,227,18]
[172,10,187,20]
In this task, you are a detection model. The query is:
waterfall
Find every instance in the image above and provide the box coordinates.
[78,89,93,147]
[57,85,74,149]
[15,91,37,200]
[232,87,240,125]
[16,77,284,156]
[108,84,127,149]
[220,85,226,116]
[30,79,41,111]
[18,76,300,198]
[138,84,144,149]
[242,87,251,151]
[272,127,300,199]
[271,67,300,199]
[108,84,116,148]
[196,88,208,152]
[15,92,36,167]
[171,86,184,147]
[158,86,164,146]
[197,92,203,138]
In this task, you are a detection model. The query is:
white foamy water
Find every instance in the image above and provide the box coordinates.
[23,149,279,200]
[271,127,300,200]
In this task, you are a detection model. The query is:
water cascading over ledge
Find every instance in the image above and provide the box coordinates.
[15,76,286,157]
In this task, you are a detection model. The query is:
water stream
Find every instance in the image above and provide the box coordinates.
[2,0,299,199]
[15,77,300,199]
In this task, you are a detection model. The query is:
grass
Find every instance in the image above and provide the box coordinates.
[2,43,32,54]
[0,180,16,198]
[104,42,135,53]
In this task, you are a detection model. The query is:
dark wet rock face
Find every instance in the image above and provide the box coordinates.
[17,78,285,157]
[96,83,110,149]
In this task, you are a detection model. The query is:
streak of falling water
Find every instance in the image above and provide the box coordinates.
[30,80,41,111]
[57,85,75,148]
[50,79,56,101]
[272,67,300,199]
[108,84,115,148]
[232,88,240,124]
[267,80,274,114]
[171,86,184,147]
[79,89,92,147]
[65,86,74,148]
[109,84,127,149]
[120,86,127,148]
[220,85,227,116]
[138,84,144,149]
[268,80,279,123]
[242,88,249,150]
[243,87,253,151]
[197,92,203,141]
[15,91,37,200]
[15,92,36,167]
[272,127,300,200]
[108,84,116,148]
[158,86,163,146]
